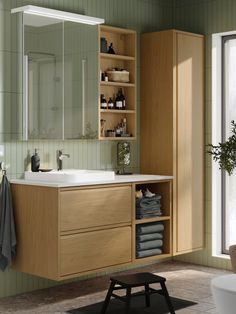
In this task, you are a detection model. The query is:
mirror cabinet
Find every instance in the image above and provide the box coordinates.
[23,14,98,140]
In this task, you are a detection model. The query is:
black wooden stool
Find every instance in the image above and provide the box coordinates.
[100,272,175,313]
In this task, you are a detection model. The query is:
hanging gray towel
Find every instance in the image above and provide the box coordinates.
[136,239,163,250]
[0,175,17,271]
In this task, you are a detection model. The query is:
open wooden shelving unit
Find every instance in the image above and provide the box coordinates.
[98,25,136,140]
[132,180,172,263]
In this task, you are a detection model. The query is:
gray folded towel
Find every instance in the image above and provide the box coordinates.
[136,248,162,258]
[136,205,161,213]
[136,239,163,250]
[136,223,164,234]
[136,233,163,242]
[136,212,162,219]
[136,195,161,209]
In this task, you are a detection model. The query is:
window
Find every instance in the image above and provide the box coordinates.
[212,32,236,257]
[222,35,236,253]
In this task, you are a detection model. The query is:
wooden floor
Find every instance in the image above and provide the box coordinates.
[0,261,230,313]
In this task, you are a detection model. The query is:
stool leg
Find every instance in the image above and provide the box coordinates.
[145,284,150,307]
[125,287,132,314]
[100,281,115,314]
[160,281,175,314]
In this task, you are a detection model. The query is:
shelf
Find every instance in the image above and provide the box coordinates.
[135,216,171,225]
[134,253,171,263]
[100,25,136,35]
[99,25,136,141]
[99,137,136,141]
[100,81,135,87]
[100,109,135,114]
[100,53,135,61]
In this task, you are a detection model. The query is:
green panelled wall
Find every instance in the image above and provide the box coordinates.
[173,0,233,270]
[0,0,173,298]
[2,0,234,300]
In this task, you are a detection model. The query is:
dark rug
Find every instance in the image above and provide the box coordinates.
[67,293,197,314]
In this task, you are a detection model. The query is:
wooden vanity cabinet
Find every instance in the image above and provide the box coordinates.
[141,30,204,255]
[11,184,132,280]
[11,179,173,280]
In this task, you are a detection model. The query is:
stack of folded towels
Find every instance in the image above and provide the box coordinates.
[136,189,162,219]
[136,222,164,258]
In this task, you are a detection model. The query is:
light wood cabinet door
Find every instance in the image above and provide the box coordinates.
[141,30,204,256]
[60,226,132,276]
[174,32,204,254]
[60,185,132,232]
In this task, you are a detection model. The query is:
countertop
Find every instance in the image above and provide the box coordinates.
[11,174,173,188]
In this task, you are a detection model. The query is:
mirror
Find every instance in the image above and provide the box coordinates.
[23,13,99,140]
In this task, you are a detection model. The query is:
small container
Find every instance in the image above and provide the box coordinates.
[107,70,129,83]
[106,130,116,137]
[101,71,105,81]
[31,148,40,172]
[100,119,106,137]
[108,43,115,54]
[100,94,107,109]
[108,97,114,109]
[104,72,108,81]
[100,37,108,53]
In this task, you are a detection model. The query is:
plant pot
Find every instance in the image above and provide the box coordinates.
[229,245,236,272]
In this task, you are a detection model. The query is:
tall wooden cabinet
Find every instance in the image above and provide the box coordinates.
[140,30,204,255]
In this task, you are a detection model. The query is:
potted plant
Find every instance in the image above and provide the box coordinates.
[208,120,236,271]
[208,120,236,176]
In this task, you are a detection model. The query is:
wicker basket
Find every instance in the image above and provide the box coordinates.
[107,70,129,83]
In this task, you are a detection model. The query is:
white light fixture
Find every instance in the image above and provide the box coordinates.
[11,5,105,25]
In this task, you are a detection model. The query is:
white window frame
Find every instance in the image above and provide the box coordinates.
[212,31,236,259]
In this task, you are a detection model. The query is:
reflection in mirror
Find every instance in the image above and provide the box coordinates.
[24,14,63,139]
[64,22,98,139]
[23,14,98,140]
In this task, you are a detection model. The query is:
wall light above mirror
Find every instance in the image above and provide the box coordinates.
[11,5,105,25]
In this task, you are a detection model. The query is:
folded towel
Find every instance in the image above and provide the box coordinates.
[136,223,164,234]
[136,239,163,250]
[136,233,163,242]
[136,195,161,209]
[136,205,161,213]
[136,248,162,258]
[136,213,162,219]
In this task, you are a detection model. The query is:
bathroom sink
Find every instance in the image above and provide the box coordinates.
[24,169,115,183]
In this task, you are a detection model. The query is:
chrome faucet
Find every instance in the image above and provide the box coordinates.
[57,150,70,171]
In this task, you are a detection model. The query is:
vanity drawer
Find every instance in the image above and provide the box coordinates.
[60,226,132,276]
[60,185,132,232]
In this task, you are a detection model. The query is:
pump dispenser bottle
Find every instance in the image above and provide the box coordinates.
[31,148,40,172]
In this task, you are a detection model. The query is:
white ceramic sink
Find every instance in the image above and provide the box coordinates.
[24,169,115,183]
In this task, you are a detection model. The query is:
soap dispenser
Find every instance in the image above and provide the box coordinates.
[31,148,40,172]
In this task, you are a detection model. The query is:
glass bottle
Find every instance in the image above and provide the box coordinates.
[100,94,107,109]
[115,88,123,110]
[121,89,126,110]
[108,97,114,109]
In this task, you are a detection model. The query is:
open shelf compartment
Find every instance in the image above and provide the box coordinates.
[135,181,172,218]
[135,219,171,260]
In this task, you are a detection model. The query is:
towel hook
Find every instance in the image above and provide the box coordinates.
[0,162,6,175]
